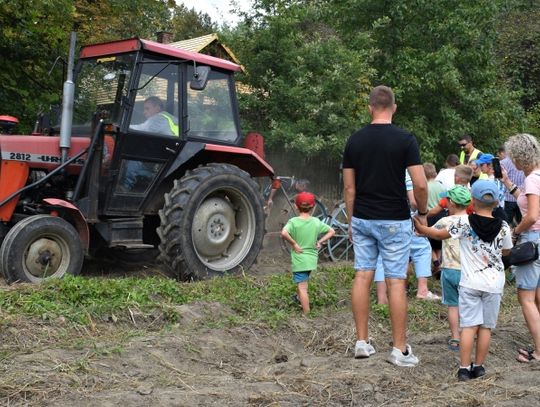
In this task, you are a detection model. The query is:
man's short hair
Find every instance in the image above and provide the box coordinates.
[459,134,473,143]
[455,165,473,183]
[145,96,164,110]
[423,162,437,179]
[369,86,395,110]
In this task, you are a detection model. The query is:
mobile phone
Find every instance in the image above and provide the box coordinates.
[492,157,502,179]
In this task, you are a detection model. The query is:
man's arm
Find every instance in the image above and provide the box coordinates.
[343,168,355,223]
[408,164,428,225]
[343,168,356,241]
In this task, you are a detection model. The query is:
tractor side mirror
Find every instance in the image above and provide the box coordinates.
[190,66,210,91]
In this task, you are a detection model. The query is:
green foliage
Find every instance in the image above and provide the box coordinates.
[0,0,74,132]
[496,0,540,135]
[334,0,525,163]
[228,2,375,157]
[0,266,353,328]
[230,0,528,163]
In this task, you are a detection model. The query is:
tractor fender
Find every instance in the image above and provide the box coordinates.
[42,198,90,253]
[165,141,274,179]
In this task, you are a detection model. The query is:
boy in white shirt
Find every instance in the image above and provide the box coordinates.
[414,180,513,381]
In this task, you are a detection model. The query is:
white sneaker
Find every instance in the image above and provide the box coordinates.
[354,339,376,358]
[387,344,419,367]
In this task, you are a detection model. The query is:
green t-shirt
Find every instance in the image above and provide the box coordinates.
[284,216,331,272]
[427,180,446,210]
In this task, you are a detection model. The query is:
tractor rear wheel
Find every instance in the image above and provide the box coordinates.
[157,164,265,280]
[0,215,84,284]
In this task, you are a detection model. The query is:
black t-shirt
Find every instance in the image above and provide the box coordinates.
[342,123,421,220]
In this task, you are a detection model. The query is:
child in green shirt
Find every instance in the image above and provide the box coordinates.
[281,192,335,314]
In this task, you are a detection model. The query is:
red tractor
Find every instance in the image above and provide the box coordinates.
[0,34,273,283]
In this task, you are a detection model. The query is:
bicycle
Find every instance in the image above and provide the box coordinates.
[262,176,353,262]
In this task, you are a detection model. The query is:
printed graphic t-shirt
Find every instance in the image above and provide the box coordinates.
[447,217,512,293]
[434,215,467,270]
[284,216,331,272]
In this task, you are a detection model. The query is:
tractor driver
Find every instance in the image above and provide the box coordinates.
[130,96,179,137]
[121,96,179,192]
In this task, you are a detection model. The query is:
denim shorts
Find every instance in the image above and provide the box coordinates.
[459,286,501,329]
[351,217,412,280]
[410,235,432,278]
[293,271,311,283]
[514,230,540,290]
[441,268,460,306]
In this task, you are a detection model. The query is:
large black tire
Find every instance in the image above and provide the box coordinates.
[157,163,265,280]
[0,215,84,284]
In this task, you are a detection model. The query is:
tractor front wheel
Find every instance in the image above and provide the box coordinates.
[0,215,84,284]
[157,164,265,280]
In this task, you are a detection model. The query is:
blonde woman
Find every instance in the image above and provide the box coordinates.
[504,133,540,363]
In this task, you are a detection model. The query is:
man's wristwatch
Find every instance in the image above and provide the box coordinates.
[417,210,428,216]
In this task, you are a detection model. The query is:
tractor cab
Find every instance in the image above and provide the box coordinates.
[64,39,246,214]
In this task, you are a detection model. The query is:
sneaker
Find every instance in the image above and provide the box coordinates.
[457,367,472,381]
[471,364,486,379]
[386,344,419,367]
[354,339,376,358]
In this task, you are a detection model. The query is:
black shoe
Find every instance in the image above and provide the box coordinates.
[457,367,471,381]
[291,294,301,305]
[471,365,485,379]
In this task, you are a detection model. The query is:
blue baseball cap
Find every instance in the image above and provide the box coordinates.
[471,179,499,204]
[475,153,494,165]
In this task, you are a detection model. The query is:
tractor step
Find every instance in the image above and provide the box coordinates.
[94,217,149,248]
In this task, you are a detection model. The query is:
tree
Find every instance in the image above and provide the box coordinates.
[333,0,525,162]
[0,0,73,132]
[170,4,216,40]
[496,0,540,134]
[227,1,375,157]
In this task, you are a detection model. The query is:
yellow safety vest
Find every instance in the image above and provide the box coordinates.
[159,112,179,137]
[459,148,482,165]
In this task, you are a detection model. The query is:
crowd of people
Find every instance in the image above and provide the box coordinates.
[280,85,540,381]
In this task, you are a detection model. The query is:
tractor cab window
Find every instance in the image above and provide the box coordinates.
[128,61,179,137]
[72,53,136,131]
[186,66,239,143]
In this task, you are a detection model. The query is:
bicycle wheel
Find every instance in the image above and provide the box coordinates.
[279,198,328,255]
[327,202,353,262]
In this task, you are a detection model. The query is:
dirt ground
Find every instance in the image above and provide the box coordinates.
[1,235,540,406]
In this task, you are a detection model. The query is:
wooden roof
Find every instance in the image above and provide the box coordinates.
[169,33,244,71]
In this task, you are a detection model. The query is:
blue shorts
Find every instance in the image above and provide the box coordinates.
[441,268,460,306]
[351,217,412,280]
[293,271,311,283]
[515,231,540,290]
[373,234,430,282]
[410,235,432,278]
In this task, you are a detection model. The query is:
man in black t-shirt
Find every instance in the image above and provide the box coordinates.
[342,85,428,367]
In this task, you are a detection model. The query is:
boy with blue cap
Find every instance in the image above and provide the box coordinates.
[414,180,513,381]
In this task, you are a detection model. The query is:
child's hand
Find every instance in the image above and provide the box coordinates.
[292,243,303,253]
[316,241,322,250]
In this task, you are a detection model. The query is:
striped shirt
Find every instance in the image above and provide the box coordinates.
[501,157,525,202]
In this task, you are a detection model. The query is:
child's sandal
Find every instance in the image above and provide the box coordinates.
[448,338,460,351]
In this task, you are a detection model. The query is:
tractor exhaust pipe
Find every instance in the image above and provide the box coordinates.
[59,32,77,164]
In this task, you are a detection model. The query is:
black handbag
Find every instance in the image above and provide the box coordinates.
[508,241,539,266]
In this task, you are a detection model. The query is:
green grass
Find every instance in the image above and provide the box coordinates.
[0,265,355,328]
[0,265,522,334]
